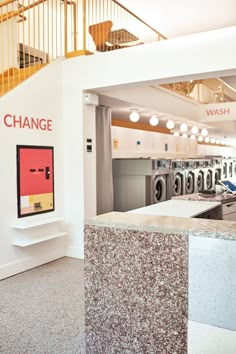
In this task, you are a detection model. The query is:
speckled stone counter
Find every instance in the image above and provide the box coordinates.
[85,212,236,353]
[172,192,236,204]
[85,213,188,354]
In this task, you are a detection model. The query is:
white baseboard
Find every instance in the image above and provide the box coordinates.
[65,246,84,259]
[0,249,65,280]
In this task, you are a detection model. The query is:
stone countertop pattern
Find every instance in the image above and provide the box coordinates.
[85,211,236,241]
[172,192,236,204]
[85,224,188,353]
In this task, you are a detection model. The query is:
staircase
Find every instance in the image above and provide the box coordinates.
[0,63,46,97]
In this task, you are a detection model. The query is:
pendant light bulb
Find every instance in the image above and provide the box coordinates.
[191,125,199,134]
[198,136,203,142]
[173,131,179,137]
[180,122,188,132]
[129,110,140,122]
[149,115,159,126]
[166,119,175,129]
[201,128,208,137]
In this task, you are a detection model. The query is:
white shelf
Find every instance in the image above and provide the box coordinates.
[12,217,64,229]
[12,232,67,247]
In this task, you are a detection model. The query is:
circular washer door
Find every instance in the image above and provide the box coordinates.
[223,163,227,178]
[206,170,213,190]
[185,171,194,194]
[173,173,183,196]
[215,169,221,184]
[153,175,166,203]
[197,171,204,192]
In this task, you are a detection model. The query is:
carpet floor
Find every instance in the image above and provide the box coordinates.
[0,257,85,354]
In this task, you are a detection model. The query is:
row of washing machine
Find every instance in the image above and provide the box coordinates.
[153,157,236,203]
[112,157,236,212]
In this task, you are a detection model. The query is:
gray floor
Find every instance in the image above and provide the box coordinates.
[0,257,85,354]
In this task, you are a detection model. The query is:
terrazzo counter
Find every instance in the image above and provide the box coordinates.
[172,192,236,204]
[84,212,236,353]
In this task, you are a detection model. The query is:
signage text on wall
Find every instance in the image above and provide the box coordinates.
[3,114,53,131]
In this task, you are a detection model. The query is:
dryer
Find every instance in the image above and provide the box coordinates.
[183,159,195,194]
[170,160,185,197]
[194,159,205,193]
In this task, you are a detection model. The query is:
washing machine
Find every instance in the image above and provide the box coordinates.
[170,160,185,197]
[203,159,214,191]
[194,159,205,193]
[227,158,234,179]
[212,157,223,187]
[222,158,228,179]
[233,159,236,178]
[150,159,172,203]
[183,159,195,194]
[112,158,171,212]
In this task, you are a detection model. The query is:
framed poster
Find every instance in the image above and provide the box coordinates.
[17,145,54,218]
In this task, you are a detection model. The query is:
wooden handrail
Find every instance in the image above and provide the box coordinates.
[112,0,167,40]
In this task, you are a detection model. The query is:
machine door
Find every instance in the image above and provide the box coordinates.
[185,171,194,194]
[153,175,166,203]
[223,162,227,179]
[197,171,204,192]
[215,169,221,185]
[229,162,233,178]
[206,169,213,190]
[173,173,183,196]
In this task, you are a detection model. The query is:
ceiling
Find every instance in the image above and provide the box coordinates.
[98,0,236,143]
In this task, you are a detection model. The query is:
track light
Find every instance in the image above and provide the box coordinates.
[129,110,140,122]
[149,115,159,126]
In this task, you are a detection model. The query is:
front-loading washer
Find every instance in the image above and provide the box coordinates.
[150,159,172,203]
[222,158,228,179]
[170,160,185,197]
[212,157,222,187]
[183,159,195,194]
[227,158,234,179]
[233,159,236,178]
[203,159,214,191]
[194,159,205,193]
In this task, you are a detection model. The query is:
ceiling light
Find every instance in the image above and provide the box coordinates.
[220,140,225,145]
[173,131,179,137]
[149,115,159,126]
[210,138,216,144]
[198,136,203,142]
[180,122,188,132]
[191,125,199,134]
[215,139,220,144]
[190,134,196,140]
[201,128,208,136]
[205,137,210,143]
[166,119,175,129]
[129,110,140,122]
[182,133,188,138]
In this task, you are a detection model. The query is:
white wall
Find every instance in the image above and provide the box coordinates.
[111,126,198,158]
[0,60,65,279]
[1,26,236,278]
